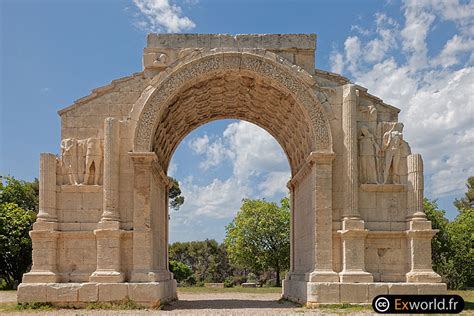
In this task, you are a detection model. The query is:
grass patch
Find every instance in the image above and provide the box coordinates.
[317,303,371,313]
[177,286,282,294]
[449,290,474,310]
[0,302,18,313]
[0,302,57,313]
[86,299,146,310]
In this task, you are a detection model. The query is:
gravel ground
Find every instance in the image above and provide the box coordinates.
[0,291,377,315]
[0,291,16,303]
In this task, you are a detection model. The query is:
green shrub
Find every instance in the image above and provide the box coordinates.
[224,276,234,288]
[169,260,193,284]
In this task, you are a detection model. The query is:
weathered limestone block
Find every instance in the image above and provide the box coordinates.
[306,282,340,304]
[17,283,49,302]
[78,283,98,302]
[340,283,369,303]
[46,283,79,302]
[368,283,388,301]
[97,283,128,302]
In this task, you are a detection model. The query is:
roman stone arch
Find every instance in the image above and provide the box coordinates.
[130,50,333,173]
[18,34,445,307]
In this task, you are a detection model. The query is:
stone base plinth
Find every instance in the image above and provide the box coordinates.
[17,280,177,308]
[282,280,446,305]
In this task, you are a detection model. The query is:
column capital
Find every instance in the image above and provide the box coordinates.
[307,151,336,165]
[129,152,171,187]
[129,151,158,165]
[289,151,335,187]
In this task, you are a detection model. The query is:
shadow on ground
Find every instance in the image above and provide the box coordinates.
[163,299,298,310]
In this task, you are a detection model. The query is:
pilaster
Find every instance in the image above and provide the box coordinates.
[308,152,339,282]
[129,152,172,282]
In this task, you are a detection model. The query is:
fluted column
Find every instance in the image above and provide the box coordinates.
[407,154,426,221]
[33,153,59,231]
[90,117,124,282]
[23,153,60,282]
[339,84,372,282]
[342,84,360,220]
[100,117,120,225]
[405,153,441,283]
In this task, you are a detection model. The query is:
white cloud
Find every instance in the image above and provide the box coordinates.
[177,177,248,219]
[223,122,288,180]
[330,0,474,198]
[168,161,177,177]
[132,0,196,33]
[188,135,233,170]
[432,35,474,68]
[258,171,291,197]
[172,121,290,228]
[401,1,435,70]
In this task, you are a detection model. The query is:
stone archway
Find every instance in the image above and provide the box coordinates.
[18,34,445,307]
[127,50,338,289]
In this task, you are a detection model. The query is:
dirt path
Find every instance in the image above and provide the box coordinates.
[1,291,376,315]
[0,291,16,303]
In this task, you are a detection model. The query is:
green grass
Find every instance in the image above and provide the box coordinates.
[177,286,282,294]
[0,302,57,313]
[448,290,474,310]
[318,303,372,313]
[0,302,18,313]
[86,299,148,310]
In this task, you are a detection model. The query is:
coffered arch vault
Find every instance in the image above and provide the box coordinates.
[131,50,333,174]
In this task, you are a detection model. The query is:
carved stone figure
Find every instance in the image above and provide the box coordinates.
[84,138,103,185]
[361,104,377,133]
[59,137,103,185]
[381,123,404,184]
[61,138,79,185]
[359,127,380,184]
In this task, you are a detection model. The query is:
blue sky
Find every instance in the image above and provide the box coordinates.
[1,0,473,242]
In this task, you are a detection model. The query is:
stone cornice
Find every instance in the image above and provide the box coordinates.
[58,72,145,116]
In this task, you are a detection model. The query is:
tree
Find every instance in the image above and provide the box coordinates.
[424,194,474,289]
[454,176,474,210]
[169,239,232,284]
[0,176,39,289]
[423,198,450,274]
[445,208,473,289]
[168,177,185,210]
[224,198,290,286]
[0,176,39,213]
[169,260,193,284]
[0,203,36,289]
